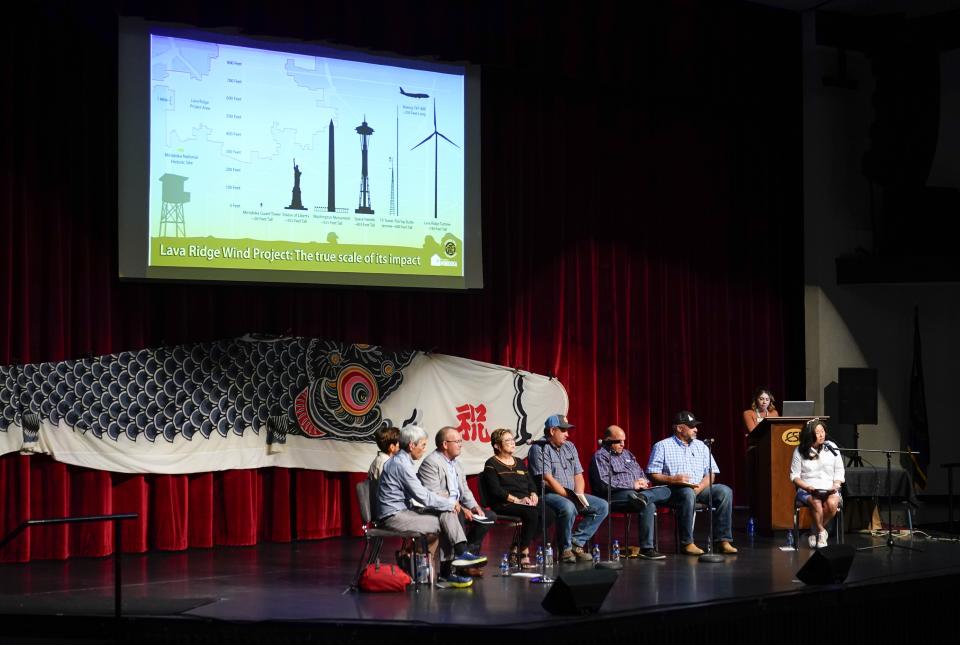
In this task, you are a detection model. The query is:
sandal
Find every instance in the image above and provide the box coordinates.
[518,550,534,568]
[508,545,520,568]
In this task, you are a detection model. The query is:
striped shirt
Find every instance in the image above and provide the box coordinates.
[443,455,461,501]
[528,440,582,490]
[591,448,646,491]
[647,435,719,482]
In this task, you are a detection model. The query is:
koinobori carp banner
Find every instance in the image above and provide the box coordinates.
[0,336,567,475]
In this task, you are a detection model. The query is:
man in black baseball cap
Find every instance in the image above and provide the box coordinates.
[645,410,737,555]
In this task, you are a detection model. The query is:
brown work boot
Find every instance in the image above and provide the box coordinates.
[571,545,594,561]
[682,543,705,555]
[560,548,577,563]
[626,546,641,558]
[715,541,738,554]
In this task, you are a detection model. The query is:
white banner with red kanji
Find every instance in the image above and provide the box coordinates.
[1,337,567,475]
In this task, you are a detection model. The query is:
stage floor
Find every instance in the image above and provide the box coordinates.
[2,525,959,629]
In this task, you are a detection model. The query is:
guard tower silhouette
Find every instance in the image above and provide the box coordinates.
[159,174,190,237]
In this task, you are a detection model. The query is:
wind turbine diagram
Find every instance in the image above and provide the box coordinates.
[411,99,459,220]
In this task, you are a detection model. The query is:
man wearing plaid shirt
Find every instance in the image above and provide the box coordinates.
[529,414,609,563]
[646,411,737,555]
[590,425,671,559]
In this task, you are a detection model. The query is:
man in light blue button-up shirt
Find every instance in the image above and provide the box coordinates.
[647,410,737,556]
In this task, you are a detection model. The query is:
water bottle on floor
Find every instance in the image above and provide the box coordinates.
[499,553,510,576]
[747,517,756,536]
[545,543,554,566]
[786,530,795,549]
[612,539,621,562]
[536,545,544,567]
[592,544,601,564]
[415,552,430,583]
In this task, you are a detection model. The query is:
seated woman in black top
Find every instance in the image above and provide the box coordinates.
[481,428,542,567]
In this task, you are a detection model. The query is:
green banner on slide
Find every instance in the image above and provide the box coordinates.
[150,234,462,275]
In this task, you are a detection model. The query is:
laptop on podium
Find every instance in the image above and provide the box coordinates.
[781,400,815,416]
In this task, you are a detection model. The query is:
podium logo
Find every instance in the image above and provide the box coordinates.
[782,428,801,446]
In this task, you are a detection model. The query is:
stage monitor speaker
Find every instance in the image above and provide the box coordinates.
[540,568,618,615]
[795,544,855,584]
[838,368,878,425]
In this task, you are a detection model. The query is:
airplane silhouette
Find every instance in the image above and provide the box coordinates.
[400,87,429,99]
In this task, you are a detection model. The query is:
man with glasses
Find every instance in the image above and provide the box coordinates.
[529,414,609,563]
[377,425,486,588]
[590,425,669,559]
[419,426,495,578]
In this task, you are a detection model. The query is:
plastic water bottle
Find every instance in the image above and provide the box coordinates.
[415,552,430,583]
[545,543,554,566]
[747,517,756,536]
[499,553,510,576]
[786,530,795,549]
[612,539,621,562]
[592,544,601,564]
[536,546,544,567]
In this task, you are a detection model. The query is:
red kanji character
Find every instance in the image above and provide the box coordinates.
[454,403,490,443]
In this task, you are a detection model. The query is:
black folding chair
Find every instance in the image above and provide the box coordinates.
[349,479,435,591]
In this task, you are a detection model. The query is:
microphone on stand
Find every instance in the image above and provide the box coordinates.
[594,437,623,570]
[530,433,554,583]
[699,435,724,563]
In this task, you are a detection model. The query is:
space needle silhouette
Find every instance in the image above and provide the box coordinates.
[355,117,375,214]
[411,99,459,219]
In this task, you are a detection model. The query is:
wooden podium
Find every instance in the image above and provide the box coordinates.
[746,417,825,533]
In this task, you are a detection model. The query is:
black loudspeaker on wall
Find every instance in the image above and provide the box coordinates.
[795,544,856,584]
[540,568,618,615]
[838,368,878,425]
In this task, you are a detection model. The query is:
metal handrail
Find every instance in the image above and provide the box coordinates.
[0,513,139,619]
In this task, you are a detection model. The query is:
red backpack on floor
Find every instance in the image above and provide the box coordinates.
[358,561,412,592]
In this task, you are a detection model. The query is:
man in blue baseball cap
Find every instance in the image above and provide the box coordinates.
[529,413,609,563]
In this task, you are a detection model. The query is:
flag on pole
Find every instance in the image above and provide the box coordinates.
[906,306,930,489]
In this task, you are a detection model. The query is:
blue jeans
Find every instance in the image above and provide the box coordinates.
[668,483,733,544]
[610,486,672,549]
[543,492,609,551]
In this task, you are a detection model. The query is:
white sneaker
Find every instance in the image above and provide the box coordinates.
[808,532,818,548]
[817,530,828,548]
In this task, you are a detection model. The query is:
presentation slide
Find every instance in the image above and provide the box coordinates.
[119,21,482,289]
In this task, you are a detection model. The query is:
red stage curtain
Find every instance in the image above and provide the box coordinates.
[0,454,360,561]
[0,2,803,561]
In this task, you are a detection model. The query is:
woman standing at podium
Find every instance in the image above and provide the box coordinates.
[743,387,779,433]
